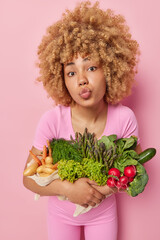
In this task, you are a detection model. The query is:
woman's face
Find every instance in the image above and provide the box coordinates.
[64,54,107,108]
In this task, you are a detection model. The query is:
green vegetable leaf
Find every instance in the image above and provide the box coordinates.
[116,136,137,153]
[107,175,119,180]
[121,150,139,160]
[121,159,138,172]
[123,136,137,150]
[115,139,125,154]
[98,135,116,150]
[113,158,137,172]
[107,134,117,142]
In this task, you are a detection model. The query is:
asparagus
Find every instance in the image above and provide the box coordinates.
[71,128,117,169]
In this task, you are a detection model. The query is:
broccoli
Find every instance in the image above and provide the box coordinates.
[127,163,149,197]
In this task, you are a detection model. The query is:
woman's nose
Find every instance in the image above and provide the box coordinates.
[78,73,89,86]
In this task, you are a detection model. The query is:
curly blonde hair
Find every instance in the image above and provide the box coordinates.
[37,0,140,106]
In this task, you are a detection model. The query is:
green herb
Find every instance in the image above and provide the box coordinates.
[50,138,82,164]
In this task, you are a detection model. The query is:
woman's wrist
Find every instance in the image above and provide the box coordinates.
[59,180,73,198]
[34,179,71,197]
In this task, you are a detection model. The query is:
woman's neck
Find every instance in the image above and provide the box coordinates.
[70,101,108,137]
[72,101,107,122]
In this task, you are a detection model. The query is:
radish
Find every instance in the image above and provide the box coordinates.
[116,176,128,190]
[108,168,120,178]
[120,184,128,190]
[116,181,122,189]
[124,165,136,178]
[107,177,117,188]
[119,176,129,185]
[116,181,128,190]
[128,177,134,182]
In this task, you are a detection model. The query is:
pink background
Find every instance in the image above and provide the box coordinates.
[1,0,160,239]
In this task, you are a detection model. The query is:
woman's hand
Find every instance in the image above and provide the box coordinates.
[63,178,105,208]
[91,184,117,196]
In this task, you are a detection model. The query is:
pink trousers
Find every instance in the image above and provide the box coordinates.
[47,195,118,240]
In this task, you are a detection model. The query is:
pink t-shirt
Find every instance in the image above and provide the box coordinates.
[33,103,140,220]
[33,103,140,150]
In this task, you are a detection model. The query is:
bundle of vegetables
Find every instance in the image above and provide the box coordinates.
[23,141,58,178]
[51,129,117,185]
[106,137,156,196]
[49,128,156,197]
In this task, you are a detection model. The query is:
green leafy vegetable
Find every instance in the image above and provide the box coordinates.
[127,163,149,197]
[58,160,85,183]
[82,158,108,185]
[58,158,108,185]
[50,138,82,164]
[114,158,138,173]
[98,135,116,150]
[115,136,137,154]
[113,136,139,172]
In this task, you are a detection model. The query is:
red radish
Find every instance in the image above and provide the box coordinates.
[119,176,129,185]
[116,181,122,189]
[116,176,128,190]
[116,180,128,190]
[108,168,120,178]
[124,165,136,178]
[107,177,117,188]
[128,177,134,182]
[120,184,128,190]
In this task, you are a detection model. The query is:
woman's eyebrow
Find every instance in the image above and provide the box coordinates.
[83,57,90,62]
[66,62,74,66]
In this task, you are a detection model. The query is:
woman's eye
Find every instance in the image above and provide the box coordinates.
[68,72,75,77]
[88,66,97,71]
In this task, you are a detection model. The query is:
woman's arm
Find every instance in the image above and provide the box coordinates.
[23,146,105,207]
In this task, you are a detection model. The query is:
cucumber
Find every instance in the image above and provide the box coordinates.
[138,148,156,164]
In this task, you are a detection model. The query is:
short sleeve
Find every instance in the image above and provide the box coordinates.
[119,105,140,145]
[33,110,57,150]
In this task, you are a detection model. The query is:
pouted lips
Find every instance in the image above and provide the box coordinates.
[79,88,91,99]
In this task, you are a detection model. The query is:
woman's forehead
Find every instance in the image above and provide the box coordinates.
[65,55,90,65]
[64,53,100,66]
